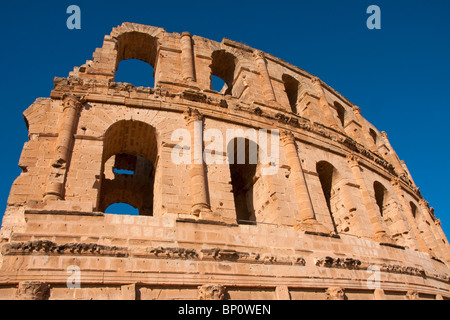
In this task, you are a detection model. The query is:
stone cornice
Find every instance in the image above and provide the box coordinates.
[3,240,448,285]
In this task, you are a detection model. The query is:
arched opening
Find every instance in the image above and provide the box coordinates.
[334,102,346,127]
[410,201,417,219]
[115,59,155,87]
[98,120,158,216]
[105,203,139,216]
[210,50,236,95]
[316,161,339,232]
[282,74,299,114]
[369,128,378,145]
[373,181,388,217]
[114,31,158,87]
[227,137,259,224]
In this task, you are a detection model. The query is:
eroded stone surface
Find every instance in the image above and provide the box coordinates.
[0,22,449,300]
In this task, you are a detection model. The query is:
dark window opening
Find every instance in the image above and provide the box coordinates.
[282,74,299,114]
[334,102,346,127]
[210,50,236,95]
[369,128,378,145]
[410,201,418,219]
[374,181,387,217]
[228,138,258,225]
[316,161,338,233]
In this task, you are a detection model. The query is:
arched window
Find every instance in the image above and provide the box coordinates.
[98,120,158,216]
[316,161,339,232]
[114,31,158,87]
[334,102,346,127]
[373,181,388,216]
[410,201,418,219]
[227,137,259,224]
[282,74,299,114]
[210,50,236,95]
[369,128,378,145]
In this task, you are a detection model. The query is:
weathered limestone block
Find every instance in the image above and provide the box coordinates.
[197,284,227,300]
[17,281,50,300]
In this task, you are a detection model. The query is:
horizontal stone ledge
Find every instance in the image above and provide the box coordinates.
[176,217,239,228]
[24,209,104,217]
[304,230,341,239]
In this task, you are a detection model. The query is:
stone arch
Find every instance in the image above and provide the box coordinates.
[114,31,159,86]
[369,128,378,146]
[98,120,158,216]
[373,181,388,217]
[410,201,418,219]
[282,74,300,114]
[334,102,346,127]
[210,50,237,95]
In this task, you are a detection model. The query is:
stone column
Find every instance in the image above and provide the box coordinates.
[380,132,406,177]
[347,155,392,243]
[419,199,449,262]
[352,106,376,152]
[44,94,83,201]
[180,32,196,83]
[391,179,427,252]
[184,108,212,216]
[434,219,450,263]
[311,77,341,130]
[281,131,328,233]
[254,50,276,102]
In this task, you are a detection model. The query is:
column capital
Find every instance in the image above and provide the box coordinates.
[419,198,429,209]
[390,177,403,189]
[184,108,203,124]
[181,31,192,38]
[280,130,296,146]
[346,154,361,167]
[352,105,362,115]
[197,284,227,300]
[253,49,265,60]
[61,94,84,111]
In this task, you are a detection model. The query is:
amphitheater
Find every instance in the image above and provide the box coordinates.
[0,23,449,300]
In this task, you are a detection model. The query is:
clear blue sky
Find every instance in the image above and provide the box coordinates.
[0,0,449,238]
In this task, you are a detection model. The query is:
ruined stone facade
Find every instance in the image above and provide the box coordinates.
[0,23,449,300]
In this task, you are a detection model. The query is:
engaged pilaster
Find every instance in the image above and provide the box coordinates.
[184,108,212,216]
[254,50,276,102]
[281,131,328,233]
[419,199,449,262]
[180,32,196,83]
[311,77,341,130]
[44,94,83,201]
[390,178,425,251]
[347,155,392,243]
